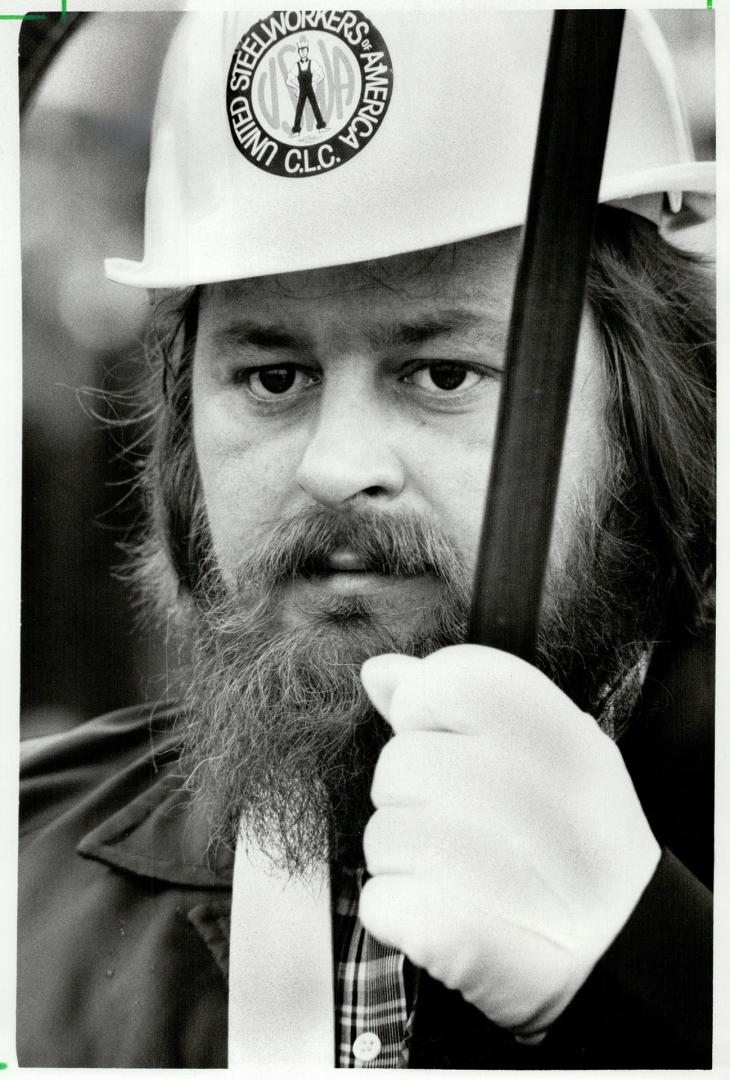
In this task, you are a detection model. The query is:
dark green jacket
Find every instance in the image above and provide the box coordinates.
[18,688,712,1068]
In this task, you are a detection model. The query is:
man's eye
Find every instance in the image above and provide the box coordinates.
[243,366,316,400]
[406,361,484,393]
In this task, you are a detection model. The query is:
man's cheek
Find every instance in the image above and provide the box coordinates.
[412,441,494,577]
[202,470,296,581]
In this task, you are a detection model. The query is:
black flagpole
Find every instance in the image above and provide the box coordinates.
[467,10,626,662]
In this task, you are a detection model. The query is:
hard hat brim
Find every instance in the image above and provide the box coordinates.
[104,161,715,290]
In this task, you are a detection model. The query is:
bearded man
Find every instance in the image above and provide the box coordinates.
[18,8,715,1070]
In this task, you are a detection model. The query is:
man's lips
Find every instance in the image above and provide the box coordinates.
[321,548,370,573]
[304,548,390,595]
[287,548,423,598]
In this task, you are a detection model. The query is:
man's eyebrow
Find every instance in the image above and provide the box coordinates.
[372,309,497,348]
[209,321,310,353]
[208,309,501,355]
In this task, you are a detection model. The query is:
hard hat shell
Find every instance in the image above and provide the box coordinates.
[105,7,714,289]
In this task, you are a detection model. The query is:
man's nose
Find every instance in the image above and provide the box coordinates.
[295,391,406,508]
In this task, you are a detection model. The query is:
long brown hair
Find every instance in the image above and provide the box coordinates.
[587,209,715,635]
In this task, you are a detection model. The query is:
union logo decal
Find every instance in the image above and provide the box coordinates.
[226,10,393,178]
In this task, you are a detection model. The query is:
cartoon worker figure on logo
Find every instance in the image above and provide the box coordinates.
[287,36,327,134]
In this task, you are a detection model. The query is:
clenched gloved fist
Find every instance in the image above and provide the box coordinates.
[359,644,660,1038]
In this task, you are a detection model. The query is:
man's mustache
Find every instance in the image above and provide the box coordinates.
[232,507,469,589]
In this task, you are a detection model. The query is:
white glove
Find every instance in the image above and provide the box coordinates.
[359,644,661,1037]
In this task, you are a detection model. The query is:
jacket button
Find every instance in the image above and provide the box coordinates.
[352,1031,382,1062]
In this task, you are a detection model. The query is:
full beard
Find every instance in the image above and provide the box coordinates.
[181,507,471,874]
[179,489,664,878]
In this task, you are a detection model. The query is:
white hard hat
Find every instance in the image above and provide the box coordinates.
[105,8,715,289]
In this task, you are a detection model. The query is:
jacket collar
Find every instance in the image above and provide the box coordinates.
[76,726,234,889]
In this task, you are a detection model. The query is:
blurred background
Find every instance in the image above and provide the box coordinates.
[19,10,716,738]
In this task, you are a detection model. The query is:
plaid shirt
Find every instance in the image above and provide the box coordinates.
[334,867,415,1068]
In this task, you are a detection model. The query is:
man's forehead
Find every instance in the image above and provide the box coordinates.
[202,231,520,313]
